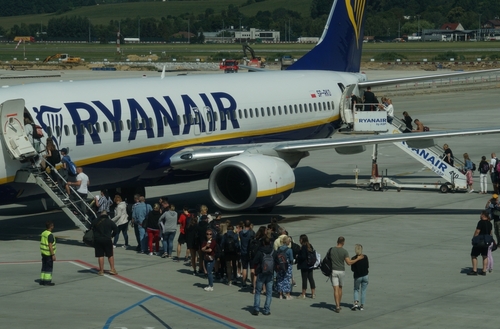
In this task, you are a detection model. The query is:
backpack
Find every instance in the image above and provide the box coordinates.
[480,161,490,174]
[423,126,430,132]
[495,159,500,173]
[320,248,333,277]
[306,248,318,268]
[224,234,237,253]
[248,238,260,260]
[63,155,77,176]
[32,123,44,140]
[261,250,274,275]
[275,249,289,273]
[291,241,301,260]
[471,162,476,172]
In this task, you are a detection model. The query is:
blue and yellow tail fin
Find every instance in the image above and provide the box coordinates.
[287,0,366,73]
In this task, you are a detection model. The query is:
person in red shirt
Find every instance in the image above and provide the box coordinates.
[176,206,191,261]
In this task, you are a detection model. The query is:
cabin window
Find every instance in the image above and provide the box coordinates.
[142,118,147,129]
[267,107,271,116]
[309,103,313,112]
[149,118,154,128]
[72,124,77,136]
[327,102,331,110]
[238,109,242,119]
[110,121,116,132]
[80,123,86,135]
[284,105,287,115]
[54,126,60,137]
[278,106,282,115]
[244,109,248,118]
[294,104,298,114]
[314,103,317,112]
[272,106,276,116]
[331,101,335,110]
[213,112,218,122]
[64,125,70,136]
[119,120,124,131]
[95,122,101,133]
[182,115,187,125]
[249,108,253,118]
[103,122,108,133]
[299,104,303,113]
[261,107,265,117]
[126,120,131,130]
[163,116,169,126]
[254,108,259,117]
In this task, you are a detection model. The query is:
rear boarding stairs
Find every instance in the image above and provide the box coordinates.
[339,86,468,193]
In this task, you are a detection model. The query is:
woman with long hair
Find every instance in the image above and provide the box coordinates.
[185,212,199,274]
[41,138,60,181]
[296,234,316,299]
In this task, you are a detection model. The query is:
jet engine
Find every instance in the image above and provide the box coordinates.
[208,154,295,211]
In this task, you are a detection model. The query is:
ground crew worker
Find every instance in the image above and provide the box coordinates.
[40,221,56,286]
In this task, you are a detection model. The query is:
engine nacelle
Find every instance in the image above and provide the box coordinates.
[208,154,295,211]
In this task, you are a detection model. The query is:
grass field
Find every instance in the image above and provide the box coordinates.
[1,41,499,64]
[0,0,314,30]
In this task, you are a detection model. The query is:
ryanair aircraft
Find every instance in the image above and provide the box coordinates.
[1,0,499,211]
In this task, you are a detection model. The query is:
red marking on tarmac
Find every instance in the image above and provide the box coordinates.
[72,259,254,329]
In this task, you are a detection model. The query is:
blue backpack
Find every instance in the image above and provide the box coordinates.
[63,155,77,176]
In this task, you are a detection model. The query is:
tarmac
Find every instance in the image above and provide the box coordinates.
[0,68,499,329]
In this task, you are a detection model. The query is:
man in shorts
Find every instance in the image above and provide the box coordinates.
[468,211,493,276]
[92,211,118,276]
[329,236,364,313]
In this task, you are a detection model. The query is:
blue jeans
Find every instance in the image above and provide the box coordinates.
[134,223,147,252]
[353,275,369,305]
[205,260,215,287]
[113,222,129,246]
[162,231,176,255]
[254,273,273,314]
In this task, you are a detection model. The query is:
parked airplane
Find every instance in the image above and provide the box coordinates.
[1,0,499,212]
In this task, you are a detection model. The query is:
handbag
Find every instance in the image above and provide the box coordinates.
[83,229,94,247]
[472,235,494,247]
[493,210,500,217]
[82,218,105,247]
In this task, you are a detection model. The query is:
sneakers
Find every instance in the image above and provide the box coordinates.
[251,310,259,316]
[109,269,118,275]
[351,304,359,311]
[262,312,271,316]
[122,245,129,249]
[286,295,293,300]
[113,245,116,249]
[44,282,55,286]
[297,294,306,299]
[479,271,486,276]
[148,252,153,256]
[311,294,316,299]
[469,189,475,193]
[467,271,478,276]
[359,305,364,311]
[161,252,168,258]
[203,286,213,292]
[192,270,198,276]
[97,270,104,276]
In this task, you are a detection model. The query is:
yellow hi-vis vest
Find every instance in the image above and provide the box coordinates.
[40,230,56,256]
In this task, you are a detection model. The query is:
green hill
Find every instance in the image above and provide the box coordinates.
[0,0,314,30]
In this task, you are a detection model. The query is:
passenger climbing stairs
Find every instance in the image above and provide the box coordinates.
[376,116,468,192]
[14,163,96,232]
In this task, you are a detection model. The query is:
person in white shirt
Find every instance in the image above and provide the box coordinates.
[67,167,90,215]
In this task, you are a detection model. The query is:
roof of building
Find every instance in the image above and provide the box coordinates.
[440,23,462,30]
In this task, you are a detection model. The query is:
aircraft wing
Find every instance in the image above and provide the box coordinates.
[358,68,500,89]
[170,127,500,171]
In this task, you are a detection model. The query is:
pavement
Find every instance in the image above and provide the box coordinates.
[0,69,499,329]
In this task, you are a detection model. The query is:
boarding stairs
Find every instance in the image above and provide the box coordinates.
[14,162,96,232]
[375,116,468,192]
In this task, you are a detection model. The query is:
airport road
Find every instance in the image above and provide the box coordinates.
[0,69,499,328]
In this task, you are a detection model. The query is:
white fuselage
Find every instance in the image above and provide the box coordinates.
[0,70,362,196]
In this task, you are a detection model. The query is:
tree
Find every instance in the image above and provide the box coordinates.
[447,7,466,23]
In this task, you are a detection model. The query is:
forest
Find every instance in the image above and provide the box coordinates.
[1,0,499,42]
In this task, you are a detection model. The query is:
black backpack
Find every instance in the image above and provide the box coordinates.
[248,238,260,260]
[275,249,289,272]
[471,162,476,172]
[480,161,490,174]
[320,248,333,277]
[224,234,237,253]
[261,250,274,275]
[306,248,317,268]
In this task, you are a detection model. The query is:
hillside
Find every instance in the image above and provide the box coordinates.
[0,0,314,30]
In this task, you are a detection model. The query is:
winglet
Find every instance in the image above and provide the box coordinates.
[161,65,166,79]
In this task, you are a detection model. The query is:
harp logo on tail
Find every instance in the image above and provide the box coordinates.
[346,0,366,48]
